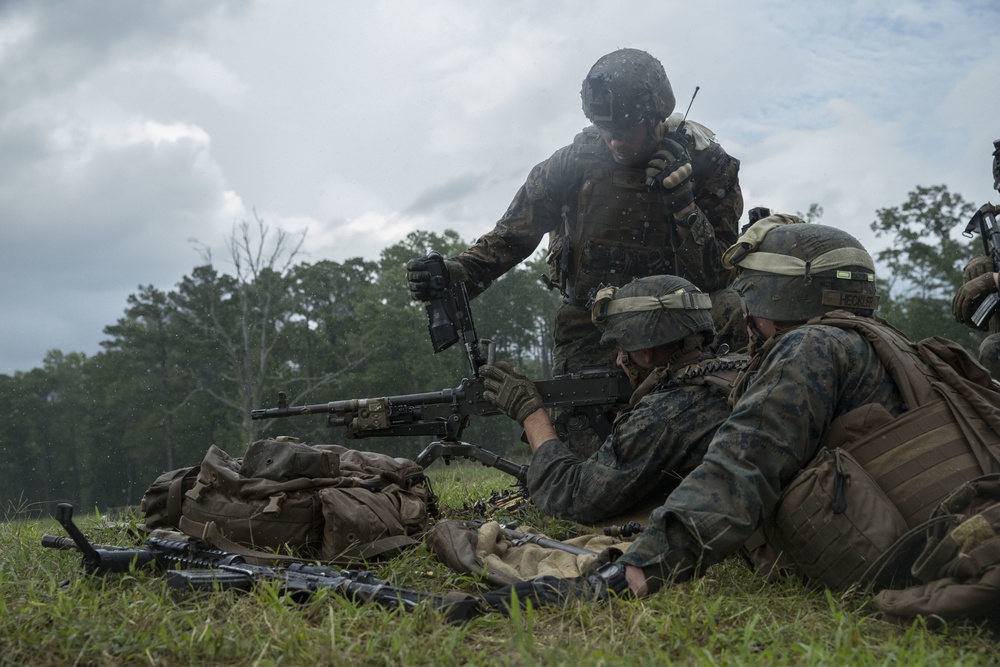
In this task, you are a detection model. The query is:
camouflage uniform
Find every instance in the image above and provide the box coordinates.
[449,119,744,375]
[616,324,907,581]
[526,353,742,524]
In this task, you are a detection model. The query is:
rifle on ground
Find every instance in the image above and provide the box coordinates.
[252,264,631,484]
[963,203,1000,327]
[43,503,484,624]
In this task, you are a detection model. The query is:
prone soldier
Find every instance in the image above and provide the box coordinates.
[593,217,1000,597]
[478,275,746,524]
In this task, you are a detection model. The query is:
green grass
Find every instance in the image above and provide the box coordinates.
[2,464,997,666]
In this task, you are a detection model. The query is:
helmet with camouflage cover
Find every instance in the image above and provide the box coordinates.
[591,275,714,352]
[581,49,676,131]
[724,215,879,321]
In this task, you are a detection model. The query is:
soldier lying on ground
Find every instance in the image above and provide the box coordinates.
[575,217,1000,598]
[478,275,746,525]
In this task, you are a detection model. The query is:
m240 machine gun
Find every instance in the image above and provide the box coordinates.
[252,256,631,484]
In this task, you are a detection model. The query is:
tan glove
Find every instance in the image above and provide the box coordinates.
[480,362,544,425]
[952,272,998,329]
[963,255,994,283]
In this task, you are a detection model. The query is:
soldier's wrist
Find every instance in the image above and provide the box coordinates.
[672,203,697,221]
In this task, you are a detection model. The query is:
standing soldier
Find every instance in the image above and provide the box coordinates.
[407,48,743,457]
[952,139,1000,376]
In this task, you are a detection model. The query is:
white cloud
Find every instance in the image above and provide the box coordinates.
[1,0,999,374]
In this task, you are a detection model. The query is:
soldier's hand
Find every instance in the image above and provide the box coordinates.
[952,272,999,329]
[481,361,544,425]
[645,138,694,214]
[406,252,448,302]
[963,255,994,283]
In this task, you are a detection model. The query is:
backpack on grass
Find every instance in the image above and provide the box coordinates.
[139,437,436,565]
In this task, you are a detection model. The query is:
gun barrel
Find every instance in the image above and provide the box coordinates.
[501,526,598,557]
[251,386,470,422]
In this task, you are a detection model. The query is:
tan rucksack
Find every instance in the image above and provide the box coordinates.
[139,438,435,564]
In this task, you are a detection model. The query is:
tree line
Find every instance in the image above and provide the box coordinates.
[0,185,989,515]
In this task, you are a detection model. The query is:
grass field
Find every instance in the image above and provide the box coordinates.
[2,463,997,666]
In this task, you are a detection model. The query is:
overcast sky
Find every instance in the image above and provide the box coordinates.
[2,0,998,375]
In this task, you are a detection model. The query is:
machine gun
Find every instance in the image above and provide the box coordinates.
[252,264,631,485]
[962,203,1000,327]
[251,369,630,485]
[43,503,484,624]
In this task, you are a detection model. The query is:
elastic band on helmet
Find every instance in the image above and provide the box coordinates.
[592,286,711,325]
[733,248,875,277]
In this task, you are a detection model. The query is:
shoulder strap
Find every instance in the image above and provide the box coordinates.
[810,311,936,407]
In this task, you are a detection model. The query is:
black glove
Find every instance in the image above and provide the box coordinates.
[645,137,695,214]
[406,252,449,302]
[480,361,544,425]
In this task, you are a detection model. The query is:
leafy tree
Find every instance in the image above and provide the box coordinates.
[101,285,193,471]
[795,203,824,223]
[870,185,983,351]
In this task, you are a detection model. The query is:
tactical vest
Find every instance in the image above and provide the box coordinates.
[741,312,1000,590]
[813,312,1000,527]
[546,128,678,306]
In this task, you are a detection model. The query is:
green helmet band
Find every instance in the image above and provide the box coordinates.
[592,278,715,352]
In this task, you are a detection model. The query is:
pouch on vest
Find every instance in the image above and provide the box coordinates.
[139,439,435,565]
[761,448,909,591]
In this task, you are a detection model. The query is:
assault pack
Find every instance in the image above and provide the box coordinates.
[140,437,435,565]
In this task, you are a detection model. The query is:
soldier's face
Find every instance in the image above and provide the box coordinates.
[616,348,653,386]
[599,123,657,165]
[748,316,778,341]
[737,290,777,341]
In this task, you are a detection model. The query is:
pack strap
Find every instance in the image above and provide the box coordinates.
[178,516,315,566]
[167,467,200,530]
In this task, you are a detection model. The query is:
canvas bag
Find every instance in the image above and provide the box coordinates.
[139,438,435,564]
[426,519,632,586]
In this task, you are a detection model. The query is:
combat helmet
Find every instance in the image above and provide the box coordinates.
[724,215,879,321]
[581,49,676,131]
[591,275,714,352]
